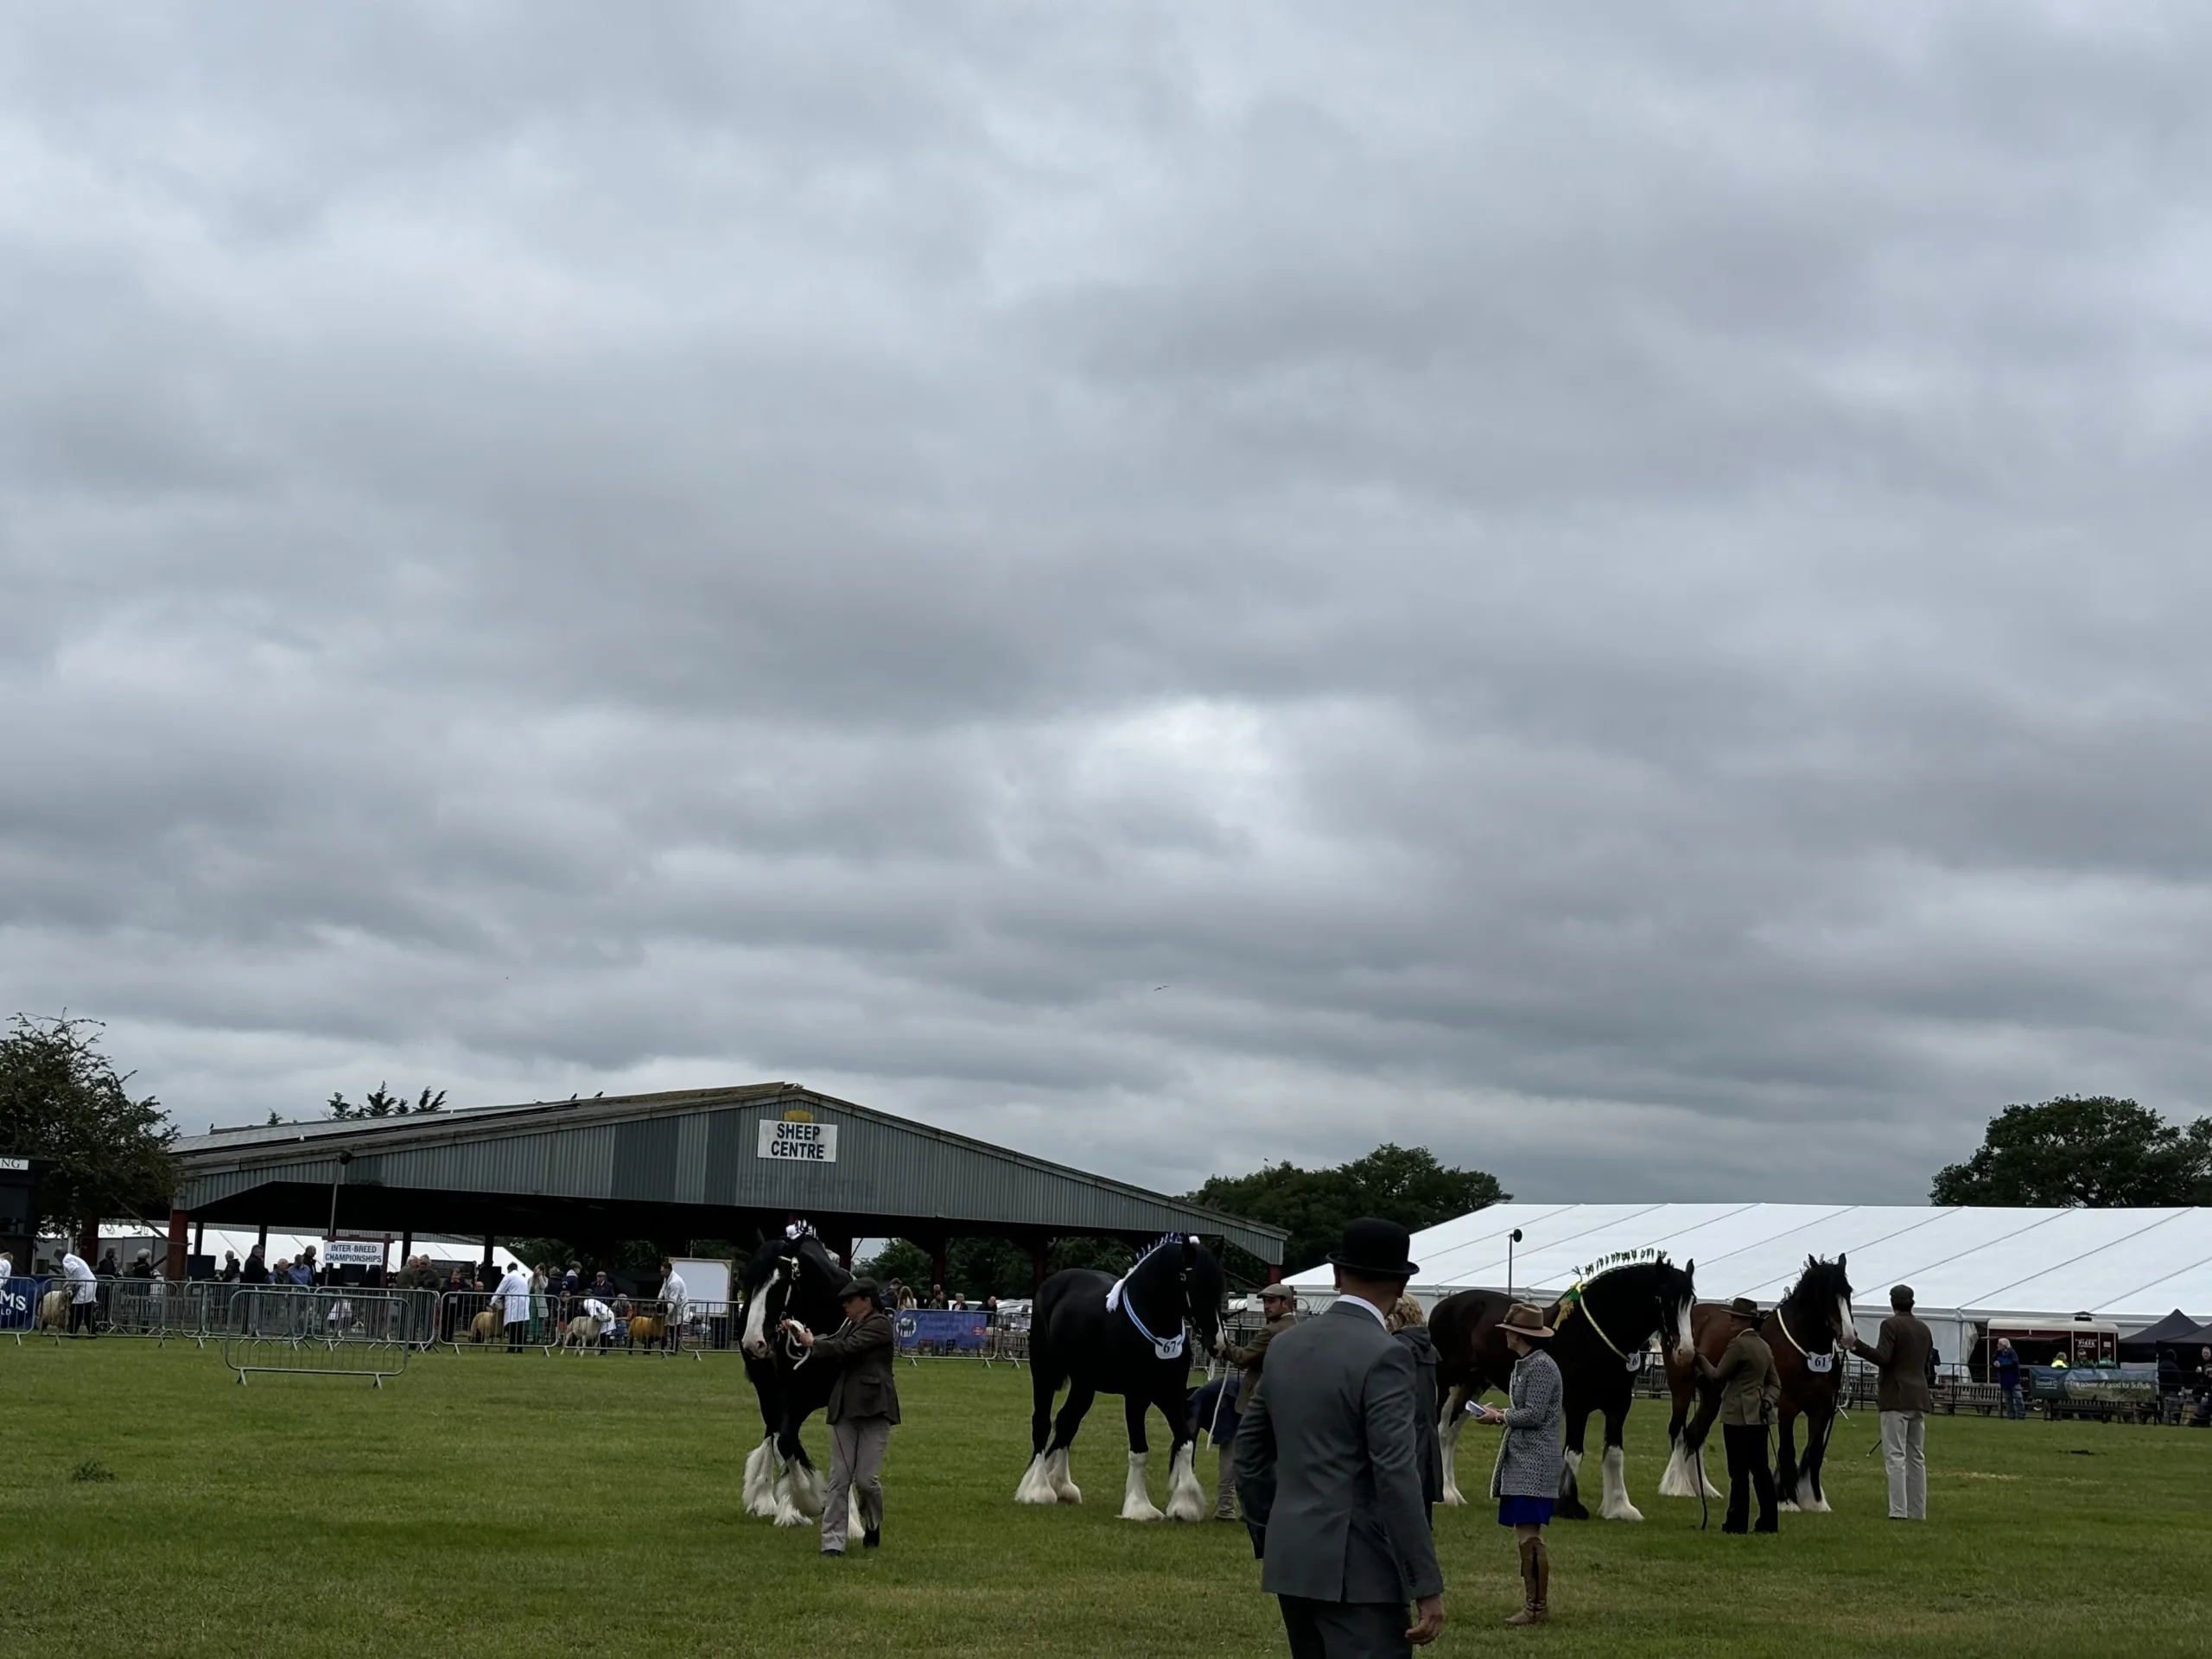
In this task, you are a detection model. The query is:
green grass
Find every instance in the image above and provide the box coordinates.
[5,1339,2209,1656]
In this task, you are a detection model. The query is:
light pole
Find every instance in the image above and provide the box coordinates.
[1507,1228,1523,1300]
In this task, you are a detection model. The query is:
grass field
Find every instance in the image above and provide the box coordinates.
[7,1339,2209,1657]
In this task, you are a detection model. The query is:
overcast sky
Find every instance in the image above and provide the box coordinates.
[6,3,2212,1206]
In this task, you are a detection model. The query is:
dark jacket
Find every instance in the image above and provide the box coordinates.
[810,1309,901,1425]
[1224,1312,1296,1389]
[1393,1325,1443,1510]
[1854,1313,1936,1413]
[1189,1376,1240,1441]
[1698,1327,1782,1427]
[1995,1348,2022,1389]
[240,1256,270,1286]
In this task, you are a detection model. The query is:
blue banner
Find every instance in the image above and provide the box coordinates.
[894,1309,988,1351]
[0,1275,52,1331]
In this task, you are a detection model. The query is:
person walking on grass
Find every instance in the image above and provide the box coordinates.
[785,1277,899,1557]
[1236,1217,1444,1656]
[61,1249,99,1337]
[493,1261,531,1351]
[1993,1337,2024,1420]
[1386,1295,1443,1530]
[1468,1303,1562,1625]
[1853,1284,1935,1521]
[1216,1283,1298,1522]
[1698,1297,1781,1535]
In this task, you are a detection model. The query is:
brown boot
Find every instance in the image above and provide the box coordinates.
[1530,1536,1550,1623]
[1504,1536,1543,1625]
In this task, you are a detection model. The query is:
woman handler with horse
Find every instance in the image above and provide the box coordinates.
[1468,1303,1563,1626]
[1697,1297,1781,1535]
[784,1275,901,1556]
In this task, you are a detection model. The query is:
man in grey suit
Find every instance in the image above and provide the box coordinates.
[1236,1217,1446,1656]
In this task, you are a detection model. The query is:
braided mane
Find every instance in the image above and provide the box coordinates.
[1571,1247,1670,1287]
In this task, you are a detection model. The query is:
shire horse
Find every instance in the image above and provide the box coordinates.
[1431,1252,1697,1522]
[1014,1233,1225,1522]
[1659,1255,1855,1512]
[736,1225,856,1528]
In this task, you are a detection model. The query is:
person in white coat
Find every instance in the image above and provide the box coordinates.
[579,1295,616,1351]
[61,1250,99,1337]
[659,1258,689,1350]
[493,1262,531,1351]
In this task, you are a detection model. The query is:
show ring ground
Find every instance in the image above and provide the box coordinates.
[8,1343,2208,1657]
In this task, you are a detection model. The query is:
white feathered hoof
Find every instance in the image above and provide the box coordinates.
[1014,1452,1061,1505]
[1778,1499,1802,1514]
[1795,1474,1829,1513]
[1598,1445,1644,1522]
[742,1440,779,1517]
[771,1473,811,1529]
[1163,1444,1206,1523]
[1120,1450,1164,1522]
[1440,1483,1465,1508]
[1656,1442,1700,1499]
[1046,1447,1082,1503]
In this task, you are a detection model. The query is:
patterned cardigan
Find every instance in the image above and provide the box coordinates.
[1489,1348,1565,1500]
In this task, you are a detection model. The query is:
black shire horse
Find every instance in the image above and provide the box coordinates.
[1661,1255,1855,1512]
[1014,1234,1225,1522]
[737,1226,851,1526]
[1431,1252,1697,1522]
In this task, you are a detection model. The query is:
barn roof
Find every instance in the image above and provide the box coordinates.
[171,1083,1286,1264]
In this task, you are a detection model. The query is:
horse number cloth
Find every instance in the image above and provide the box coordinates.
[1807,1352,1833,1373]
[1105,1274,1185,1359]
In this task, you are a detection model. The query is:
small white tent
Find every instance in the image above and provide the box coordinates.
[1282,1202,2212,1368]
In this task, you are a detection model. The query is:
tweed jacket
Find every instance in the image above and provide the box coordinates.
[1235,1301,1444,1605]
[1853,1313,1936,1414]
[1698,1328,1782,1427]
[1224,1312,1296,1390]
[810,1311,902,1425]
[1489,1348,1565,1500]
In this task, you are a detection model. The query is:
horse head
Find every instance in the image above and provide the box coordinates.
[1796,1252,1855,1349]
[1180,1236,1225,1353]
[1654,1256,1697,1365]
[738,1235,799,1359]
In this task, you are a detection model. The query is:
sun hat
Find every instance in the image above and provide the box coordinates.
[1326,1217,1419,1280]
[1501,1302,1554,1339]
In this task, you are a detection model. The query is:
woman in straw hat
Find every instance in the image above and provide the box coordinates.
[1468,1302,1563,1625]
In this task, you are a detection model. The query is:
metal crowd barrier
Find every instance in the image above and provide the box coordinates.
[892,1309,1027,1366]
[221,1287,416,1388]
[437,1291,744,1357]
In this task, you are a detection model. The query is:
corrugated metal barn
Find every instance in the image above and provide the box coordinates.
[166,1083,1285,1283]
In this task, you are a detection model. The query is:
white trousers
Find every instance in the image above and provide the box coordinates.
[1880,1410,1926,1520]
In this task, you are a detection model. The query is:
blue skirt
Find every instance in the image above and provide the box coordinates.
[1497,1495,1554,1528]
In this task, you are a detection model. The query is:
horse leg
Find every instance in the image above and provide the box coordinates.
[1799,1398,1835,1513]
[1161,1395,1207,1523]
[1439,1383,1470,1507]
[1597,1393,1643,1522]
[772,1421,823,1528]
[1045,1382,1094,1503]
[1776,1403,1803,1513]
[1118,1394,1165,1522]
[1657,1369,1700,1497]
[1014,1365,1066,1504]
[1557,1395,1592,1522]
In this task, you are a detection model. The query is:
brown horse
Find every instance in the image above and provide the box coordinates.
[1432,1255,1697,1522]
[1659,1255,1855,1512]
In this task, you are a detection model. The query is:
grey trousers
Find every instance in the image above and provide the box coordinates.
[820,1414,891,1552]
[1278,1595,1409,1659]
[1880,1409,1926,1520]
[1215,1442,1237,1516]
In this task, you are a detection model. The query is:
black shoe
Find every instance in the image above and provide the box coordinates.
[861,1529,880,1549]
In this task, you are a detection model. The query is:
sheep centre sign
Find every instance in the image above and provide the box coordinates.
[757,1118,839,1163]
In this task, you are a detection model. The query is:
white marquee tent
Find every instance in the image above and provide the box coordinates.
[1284,1203,2212,1364]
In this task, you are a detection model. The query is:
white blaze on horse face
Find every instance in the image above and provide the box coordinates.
[741,1268,781,1357]
[1835,1294,1855,1346]
[1669,1294,1696,1363]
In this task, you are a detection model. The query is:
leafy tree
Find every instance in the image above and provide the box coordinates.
[853,1235,1140,1300]
[0,1014,176,1240]
[1931,1096,2212,1206]
[328,1084,446,1120]
[1185,1142,1510,1277]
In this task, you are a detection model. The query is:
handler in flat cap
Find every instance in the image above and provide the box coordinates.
[785,1276,900,1556]
[1697,1297,1781,1535]
[1236,1218,1444,1656]
[1213,1283,1299,1520]
[1853,1284,1935,1521]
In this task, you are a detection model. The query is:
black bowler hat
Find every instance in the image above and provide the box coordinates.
[1328,1217,1419,1280]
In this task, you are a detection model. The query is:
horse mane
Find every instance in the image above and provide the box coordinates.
[1125,1232,1194,1276]
[1781,1255,1852,1311]
[1571,1248,1671,1288]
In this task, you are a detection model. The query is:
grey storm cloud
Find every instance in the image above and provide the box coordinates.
[6,2,2212,1205]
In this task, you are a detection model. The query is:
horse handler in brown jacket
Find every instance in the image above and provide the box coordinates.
[787,1276,902,1556]
[1697,1298,1782,1534]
